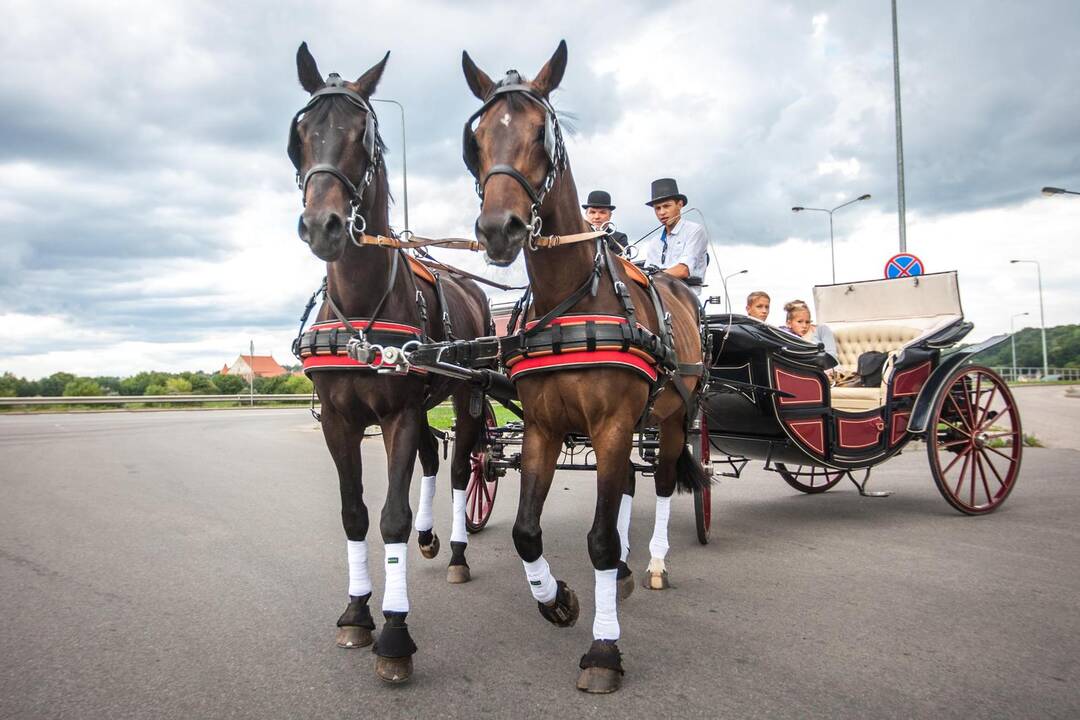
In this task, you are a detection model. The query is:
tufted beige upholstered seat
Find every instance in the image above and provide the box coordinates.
[813,273,965,413]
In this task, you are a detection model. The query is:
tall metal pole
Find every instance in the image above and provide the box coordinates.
[891,0,907,252]
[372,98,409,233]
[1010,312,1028,382]
[828,210,836,284]
[248,339,255,407]
[1036,262,1048,377]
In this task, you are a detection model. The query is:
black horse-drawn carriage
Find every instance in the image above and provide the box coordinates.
[454,270,1023,540]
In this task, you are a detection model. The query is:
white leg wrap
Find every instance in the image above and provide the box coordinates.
[649,495,672,560]
[451,488,468,544]
[617,493,632,563]
[347,540,371,597]
[413,475,437,533]
[382,543,409,613]
[522,555,557,604]
[592,568,620,640]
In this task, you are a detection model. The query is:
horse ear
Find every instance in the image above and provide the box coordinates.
[462,51,494,100]
[353,51,390,98]
[296,42,324,94]
[532,40,567,98]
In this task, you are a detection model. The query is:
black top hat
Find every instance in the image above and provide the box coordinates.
[645,177,688,207]
[582,190,616,210]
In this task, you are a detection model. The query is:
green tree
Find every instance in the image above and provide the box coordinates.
[40,372,75,397]
[0,372,17,397]
[188,373,219,394]
[63,377,103,396]
[282,373,313,394]
[254,375,290,394]
[164,377,193,395]
[215,373,246,394]
[144,383,167,396]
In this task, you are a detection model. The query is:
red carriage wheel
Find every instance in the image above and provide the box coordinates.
[689,411,713,545]
[465,401,499,532]
[927,365,1022,515]
[775,463,846,494]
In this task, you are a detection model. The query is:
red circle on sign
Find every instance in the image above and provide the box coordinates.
[884,253,924,279]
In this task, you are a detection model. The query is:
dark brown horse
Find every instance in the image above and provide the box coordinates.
[291,43,490,684]
[461,41,709,693]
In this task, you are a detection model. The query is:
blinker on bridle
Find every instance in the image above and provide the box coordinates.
[289,72,380,239]
[463,71,567,242]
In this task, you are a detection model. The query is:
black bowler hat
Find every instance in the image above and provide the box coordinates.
[582,189,616,210]
[645,177,688,207]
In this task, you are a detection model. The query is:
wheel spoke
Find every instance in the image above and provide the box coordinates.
[974,384,998,431]
[980,448,1007,488]
[953,449,972,497]
[984,444,1017,464]
[974,451,992,507]
[940,443,972,476]
[947,393,974,432]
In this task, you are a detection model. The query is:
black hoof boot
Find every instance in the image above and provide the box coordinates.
[576,640,624,694]
[616,561,634,601]
[335,594,375,649]
[446,541,470,584]
[374,612,417,684]
[537,580,579,628]
[418,530,440,559]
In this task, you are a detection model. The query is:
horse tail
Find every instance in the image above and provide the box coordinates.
[674,442,711,494]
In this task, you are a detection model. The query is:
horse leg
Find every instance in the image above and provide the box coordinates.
[414,416,441,560]
[444,388,482,584]
[576,424,634,694]
[616,467,635,600]
[373,406,423,684]
[320,409,376,649]
[643,413,686,590]
[514,426,579,628]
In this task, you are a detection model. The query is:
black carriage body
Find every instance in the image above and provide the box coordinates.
[701,273,990,470]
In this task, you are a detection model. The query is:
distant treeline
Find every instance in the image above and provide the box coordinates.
[967,324,1080,368]
[0,369,313,398]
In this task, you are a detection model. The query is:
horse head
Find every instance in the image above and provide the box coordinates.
[461,41,568,266]
[291,42,388,261]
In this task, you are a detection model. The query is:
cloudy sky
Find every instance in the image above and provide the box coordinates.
[2,0,1078,378]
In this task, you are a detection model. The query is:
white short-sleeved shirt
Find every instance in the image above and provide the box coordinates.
[641,217,709,280]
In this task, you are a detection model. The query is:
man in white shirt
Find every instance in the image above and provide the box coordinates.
[641,178,708,291]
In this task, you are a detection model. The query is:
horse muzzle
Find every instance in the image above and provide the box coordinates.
[475,210,528,267]
[298,208,348,262]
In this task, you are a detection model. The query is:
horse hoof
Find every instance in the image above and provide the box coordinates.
[336,625,373,649]
[446,564,471,584]
[576,666,622,694]
[375,655,413,684]
[538,580,579,628]
[618,572,635,601]
[419,533,440,560]
[642,569,670,590]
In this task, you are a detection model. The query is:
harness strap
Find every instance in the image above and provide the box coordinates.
[531,229,608,248]
[416,252,527,292]
[431,271,455,340]
[353,233,482,252]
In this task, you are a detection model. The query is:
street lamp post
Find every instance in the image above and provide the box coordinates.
[1010,260,1048,378]
[1010,311,1029,382]
[791,194,871,283]
[1042,186,1080,197]
[371,98,409,233]
[724,269,747,308]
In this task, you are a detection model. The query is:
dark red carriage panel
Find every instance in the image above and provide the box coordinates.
[889,411,910,445]
[837,415,885,450]
[892,361,931,397]
[774,367,825,405]
[785,419,825,455]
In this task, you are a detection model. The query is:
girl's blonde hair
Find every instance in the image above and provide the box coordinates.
[784,300,811,322]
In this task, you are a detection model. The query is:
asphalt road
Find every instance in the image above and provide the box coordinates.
[2,409,1078,719]
[1009,384,1080,450]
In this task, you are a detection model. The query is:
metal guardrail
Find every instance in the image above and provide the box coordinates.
[992,367,1080,382]
[0,394,314,407]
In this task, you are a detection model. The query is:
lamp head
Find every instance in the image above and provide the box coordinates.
[857,193,871,201]
[791,206,804,212]
[1042,186,1065,196]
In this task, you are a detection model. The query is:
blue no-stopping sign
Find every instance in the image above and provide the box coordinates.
[884,253,924,279]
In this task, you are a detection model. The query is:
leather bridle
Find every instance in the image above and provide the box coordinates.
[463,73,566,241]
[289,73,381,238]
